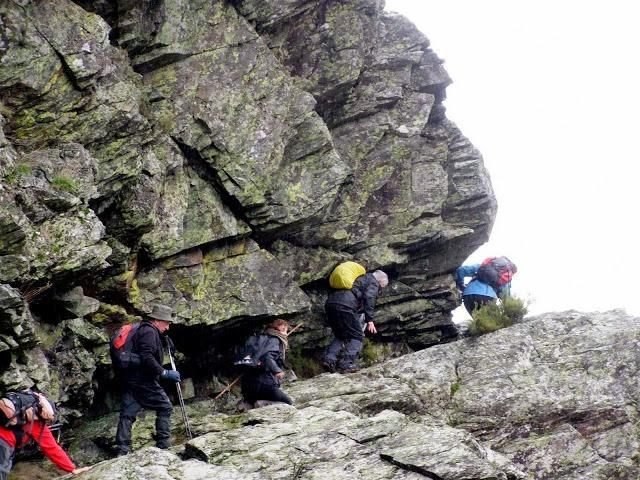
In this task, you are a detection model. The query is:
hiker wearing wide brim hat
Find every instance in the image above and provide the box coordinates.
[322,270,389,374]
[114,303,181,456]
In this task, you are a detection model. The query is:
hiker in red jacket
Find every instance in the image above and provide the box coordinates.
[0,421,90,478]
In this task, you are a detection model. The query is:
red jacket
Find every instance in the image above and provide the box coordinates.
[0,422,76,473]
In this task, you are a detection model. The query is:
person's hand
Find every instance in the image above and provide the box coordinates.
[274,371,285,381]
[161,369,181,383]
[366,322,377,334]
[72,466,92,474]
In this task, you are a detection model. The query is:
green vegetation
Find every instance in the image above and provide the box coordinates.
[468,296,528,336]
[450,380,461,398]
[361,339,394,367]
[51,175,78,194]
[4,164,32,184]
[287,348,324,378]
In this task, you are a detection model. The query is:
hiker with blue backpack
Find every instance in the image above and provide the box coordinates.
[113,303,181,456]
[237,318,293,409]
[322,263,389,374]
[455,256,517,315]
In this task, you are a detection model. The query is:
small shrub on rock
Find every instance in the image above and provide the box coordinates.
[468,296,528,336]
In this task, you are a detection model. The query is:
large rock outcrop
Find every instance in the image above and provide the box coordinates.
[0,0,494,431]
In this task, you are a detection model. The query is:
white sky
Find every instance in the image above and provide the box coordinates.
[385,1,640,317]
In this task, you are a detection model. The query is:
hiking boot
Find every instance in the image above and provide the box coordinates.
[254,400,282,408]
[321,361,336,373]
[337,366,360,374]
[113,448,129,457]
[236,400,254,412]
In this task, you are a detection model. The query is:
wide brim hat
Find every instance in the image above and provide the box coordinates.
[148,303,176,322]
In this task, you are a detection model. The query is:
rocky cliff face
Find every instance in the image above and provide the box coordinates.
[0,0,495,420]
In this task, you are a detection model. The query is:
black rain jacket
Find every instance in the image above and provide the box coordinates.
[125,321,166,383]
[325,272,380,322]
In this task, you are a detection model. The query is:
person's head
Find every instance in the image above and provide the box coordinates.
[269,318,290,335]
[148,303,176,333]
[372,270,389,289]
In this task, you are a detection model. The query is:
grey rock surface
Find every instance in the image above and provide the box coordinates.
[65,311,640,480]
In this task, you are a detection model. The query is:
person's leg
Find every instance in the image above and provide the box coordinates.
[154,413,172,449]
[323,337,344,369]
[462,295,476,315]
[0,439,14,480]
[463,295,494,316]
[325,308,362,367]
[334,308,365,371]
[115,388,142,455]
[337,337,363,371]
[271,388,293,405]
[323,305,345,369]
[256,384,294,405]
[241,373,260,405]
[134,382,173,449]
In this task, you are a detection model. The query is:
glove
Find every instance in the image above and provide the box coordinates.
[161,369,181,383]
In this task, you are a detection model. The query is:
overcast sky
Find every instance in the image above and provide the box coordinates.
[385,1,640,317]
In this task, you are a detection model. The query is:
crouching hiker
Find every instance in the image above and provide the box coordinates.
[113,304,181,456]
[238,319,293,409]
[456,256,517,316]
[0,390,91,478]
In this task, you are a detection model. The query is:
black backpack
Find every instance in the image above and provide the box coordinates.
[110,322,142,370]
[475,256,517,289]
[233,334,271,370]
[0,390,56,426]
[0,390,57,447]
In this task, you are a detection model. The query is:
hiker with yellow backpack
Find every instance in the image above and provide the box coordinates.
[322,262,389,373]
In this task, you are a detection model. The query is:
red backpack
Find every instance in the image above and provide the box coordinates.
[475,257,517,289]
[110,323,141,370]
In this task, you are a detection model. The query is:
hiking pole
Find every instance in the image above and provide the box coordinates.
[213,375,242,400]
[288,322,304,335]
[167,348,193,439]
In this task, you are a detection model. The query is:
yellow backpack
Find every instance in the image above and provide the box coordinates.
[329,261,366,289]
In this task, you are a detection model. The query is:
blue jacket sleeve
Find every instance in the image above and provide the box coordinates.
[455,264,480,289]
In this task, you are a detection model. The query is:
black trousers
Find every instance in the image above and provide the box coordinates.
[241,374,293,405]
[0,439,13,480]
[325,304,364,341]
[115,380,173,453]
[463,294,496,316]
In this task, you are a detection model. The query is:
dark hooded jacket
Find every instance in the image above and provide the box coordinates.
[124,321,166,383]
[243,331,286,388]
[325,272,381,322]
